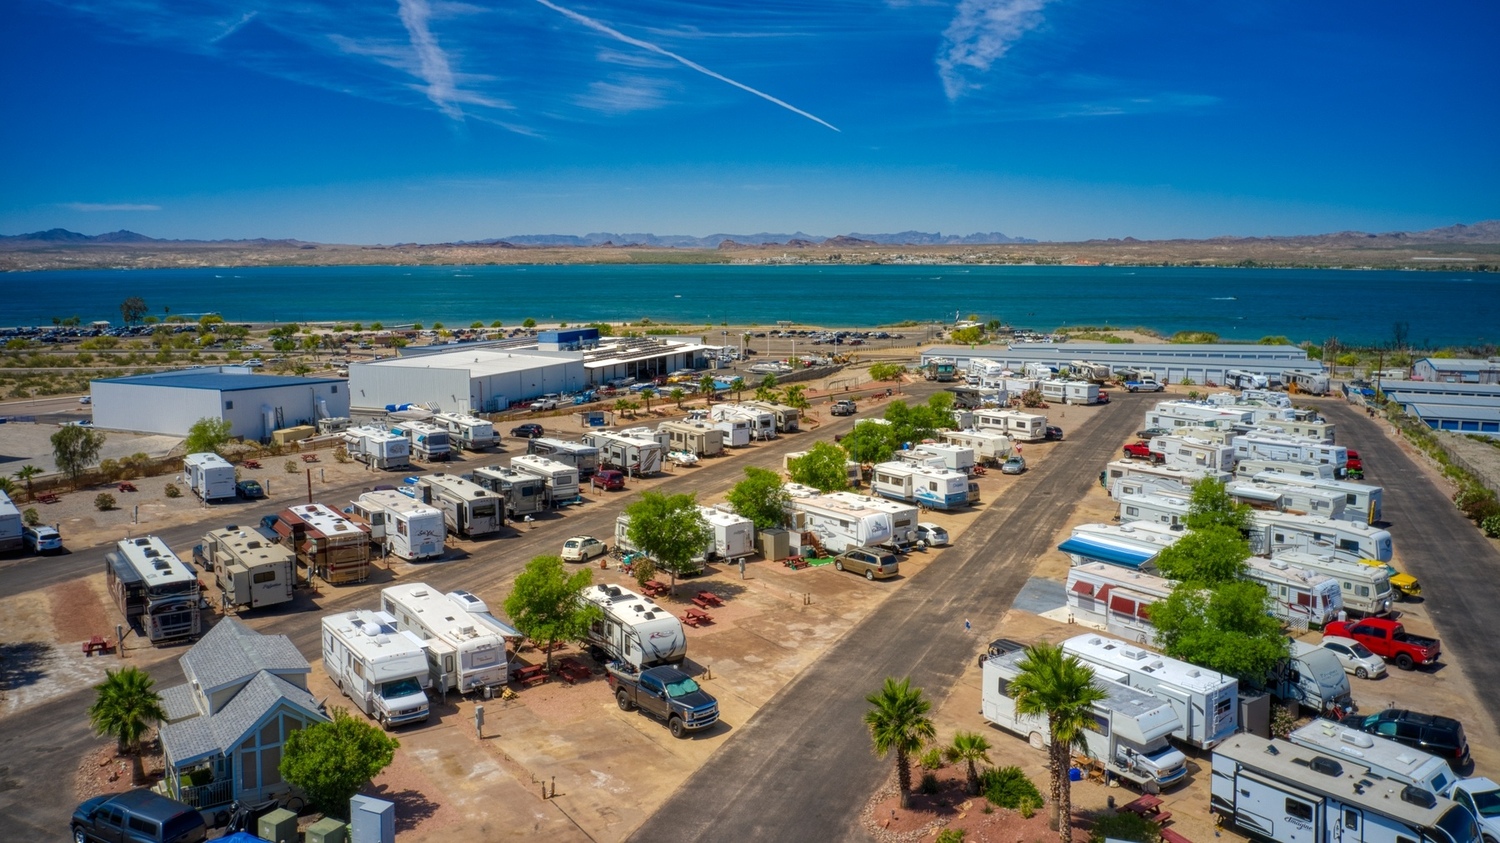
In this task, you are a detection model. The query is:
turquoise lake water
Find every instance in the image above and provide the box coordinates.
[2,264,1494,346]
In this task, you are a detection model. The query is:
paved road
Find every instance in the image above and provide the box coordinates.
[630,393,1147,843]
[1318,401,1500,731]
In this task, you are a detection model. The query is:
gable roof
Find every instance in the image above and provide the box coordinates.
[181,618,309,694]
[160,672,325,768]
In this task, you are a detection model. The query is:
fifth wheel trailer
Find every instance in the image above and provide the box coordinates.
[273,503,372,585]
[414,473,506,539]
[468,465,547,519]
[1061,633,1238,750]
[199,526,295,611]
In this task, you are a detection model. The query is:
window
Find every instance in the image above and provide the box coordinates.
[225,400,234,410]
[995,678,1010,696]
[129,816,158,835]
[1285,799,1313,822]
[100,808,125,829]
[253,570,277,584]
[240,750,258,790]
[331,385,339,393]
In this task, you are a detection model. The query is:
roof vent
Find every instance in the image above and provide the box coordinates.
[1309,756,1343,777]
[1270,559,1289,570]
[1401,786,1437,810]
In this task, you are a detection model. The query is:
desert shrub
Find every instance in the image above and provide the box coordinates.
[1483,514,1500,539]
[98,458,120,480]
[1455,485,1499,522]
[285,460,299,474]
[1272,704,1298,739]
[94,492,116,511]
[334,445,350,464]
[979,766,1042,810]
[920,747,945,770]
[164,483,181,499]
[1018,796,1038,818]
[919,772,941,795]
[935,829,966,843]
[1089,811,1161,843]
[22,507,41,526]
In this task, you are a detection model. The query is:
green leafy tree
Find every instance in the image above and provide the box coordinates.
[0,477,17,497]
[371,321,384,330]
[1152,526,1249,585]
[120,296,148,325]
[13,464,42,502]
[280,708,399,820]
[945,731,993,796]
[885,393,956,444]
[863,677,936,809]
[1151,581,1289,682]
[183,417,234,455]
[780,384,810,411]
[840,421,898,466]
[1009,643,1108,841]
[788,441,852,492]
[726,466,791,531]
[625,492,712,593]
[522,317,537,328]
[51,424,106,488]
[698,373,718,405]
[88,667,166,782]
[951,325,985,344]
[1186,478,1253,532]
[503,555,600,671]
[869,362,906,381]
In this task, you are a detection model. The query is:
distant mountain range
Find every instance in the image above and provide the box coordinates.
[456,230,1037,247]
[0,228,305,247]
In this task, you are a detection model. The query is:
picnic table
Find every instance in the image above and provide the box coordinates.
[555,657,592,685]
[1159,829,1191,843]
[37,492,60,504]
[242,459,261,469]
[783,556,809,570]
[641,580,669,598]
[682,607,714,627]
[1118,795,1171,824]
[82,635,112,656]
[511,664,548,687]
[301,453,319,463]
[694,591,724,608]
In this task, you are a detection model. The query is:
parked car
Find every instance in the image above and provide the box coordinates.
[830,399,857,416]
[591,470,626,491]
[22,524,63,554]
[1324,617,1440,671]
[915,523,949,547]
[235,479,264,500]
[1125,380,1164,393]
[1447,778,1500,842]
[1317,635,1387,679]
[1044,425,1064,441]
[1357,708,1471,770]
[78,395,92,405]
[832,546,899,580]
[1001,456,1027,475]
[1137,427,1171,439]
[561,535,607,563]
[72,790,208,843]
[510,423,544,438]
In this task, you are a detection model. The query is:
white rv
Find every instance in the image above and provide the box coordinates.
[321,609,431,729]
[183,452,236,502]
[1109,473,1192,503]
[342,425,412,470]
[982,648,1189,792]
[1229,480,1347,520]
[941,429,1013,466]
[1062,633,1238,750]
[1104,459,1231,496]
[1069,360,1113,382]
[870,461,971,511]
[381,583,516,696]
[391,420,451,462]
[711,415,753,448]
[1243,557,1344,626]
[1058,522,1184,571]
[1257,417,1336,444]
[1149,435,1236,473]
[697,505,756,561]
[1249,511,1393,563]
[743,400,801,433]
[785,494,895,555]
[527,437,601,478]
[583,431,664,475]
[711,404,776,440]
[973,408,1047,442]
[350,490,446,560]
[200,526,295,611]
[432,412,499,451]
[657,420,725,457]
[1271,551,1392,616]
[1235,458,1338,481]
[911,442,976,475]
[469,465,547,519]
[105,536,201,645]
[579,583,687,669]
[1224,369,1269,390]
[1278,640,1354,715]
[1235,434,1349,477]
[1280,368,1331,395]
[1211,734,1478,843]
[1117,491,1190,528]
[1251,471,1383,525]
[0,491,21,553]
[1290,721,1458,795]
[1065,562,1175,646]
[1040,378,1101,405]
[825,491,920,550]
[1144,401,1253,431]
[415,473,506,539]
[509,453,581,507]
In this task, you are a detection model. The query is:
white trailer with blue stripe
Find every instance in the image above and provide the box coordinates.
[870,461,970,511]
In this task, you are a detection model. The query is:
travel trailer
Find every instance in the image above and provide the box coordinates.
[711,404,776,440]
[321,609,432,729]
[391,421,451,462]
[1057,522,1184,571]
[1226,480,1348,520]
[869,461,971,511]
[1109,473,1192,503]
[982,648,1189,792]
[825,491,920,550]
[1235,458,1338,481]
[105,536,201,645]
[582,431,665,476]
[697,505,756,561]
[0,491,21,553]
[910,442,976,475]
[199,526,295,611]
[469,466,547,519]
[1062,633,1238,750]
[349,490,446,561]
[381,583,516,696]
[657,420,725,457]
[941,429,1013,466]
[1065,562,1175,646]
[1069,360,1114,382]
[509,453,582,507]
[1210,733,1479,843]
[1149,435,1236,473]
[973,409,1048,442]
[432,412,499,451]
[1144,400,1254,431]
[784,494,895,555]
[1224,369,1269,390]
[1276,641,1354,716]
[743,400,801,433]
[1242,557,1344,627]
[527,437,601,478]
[1289,721,1458,796]
[1104,459,1231,496]
[1270,551,1392,617]
[1256,417,1336,444]
[273,503,372,584]
[1248,511,1394,563]
[415,473,506,539]
[1117,491,1190,528]
[1039,378,1101,405]
[711,414,753,448]
[579,583,688,669]
[183,453,236,502]
[1281,368,1331,395]
[1234,434,1349,477]
[341,425,412,470]
[1250,472,1383,525]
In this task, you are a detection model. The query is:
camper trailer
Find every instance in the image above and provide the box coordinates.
[1062,633,1238,750]
[1210,733,1479,843]
[381,583,517,696]
[509,453,582,507]
[1256,417,1337,444]
[1277,641,1354,716]
[711,404,776,441]
[1281,369,1331,395]
[469,465,547,519]
[0,491,22,553]
[1227,480,1347,520]
[1110,473,1192,503]
[200,526,295,611]
[1058,522,1185,571]
[711,414,753,448]
[1289,721,1458,796]
[321,610,432,729]
[527,437,601,478]
[1250,472,1383,525]
[1235,458,1338,481]
[973,408,1048,442]
[1234,434,1349,477]
[1270,551,1392,617]
[415,473,506,539]
[1040,378,1101,405]
[1065,562,1175,646]
[1104,459,1231,497]
[433,412,499,451]
[391,420,451,462]
[982,648,1189,792]
[657,420,725,457]
[579,583,688,670]
[911,442,976,475]
[785,494,895,555]
[342,425,412,470]
[869,461,971,511]
[105,536,201,645]
[743,401,801,433]
[1070,360,1114,382]
[1224,369,1270,390]
[697,506,756,561]
[826,491,920,550]
[274,503,372,584]
[1117,491,1190,528]
[1149,435,1236,472]
[583,431,664,476]
[1249,511,1393,563]
[941,429,1013,466]
[350,490,446,561]
[1243,557,1344,627]
[183,453,236,502]
[1144,401,1254,431]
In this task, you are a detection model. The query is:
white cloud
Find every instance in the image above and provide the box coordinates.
[63,203,162,212]
[937,0,1051,100]
[575,75,675,114]
[396,0,463,119]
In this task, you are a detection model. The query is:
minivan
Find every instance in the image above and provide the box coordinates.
[833,546,899,580]
[1359,708,1471,770]
[72,790,207,843]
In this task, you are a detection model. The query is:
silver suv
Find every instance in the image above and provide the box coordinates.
[833,546,899,580]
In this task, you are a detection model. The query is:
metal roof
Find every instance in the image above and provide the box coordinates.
[94,368,343,391]
[1415,357,1500,373]
[1410,403,1500,423]
[357,347,579,378]
[1382,381,1500,398]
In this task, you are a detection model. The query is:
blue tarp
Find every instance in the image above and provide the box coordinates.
[1057,537,1155,570]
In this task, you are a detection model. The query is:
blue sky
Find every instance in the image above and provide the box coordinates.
[2,0,1497,243]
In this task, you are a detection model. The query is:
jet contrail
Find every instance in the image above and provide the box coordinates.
[532,0,839,132]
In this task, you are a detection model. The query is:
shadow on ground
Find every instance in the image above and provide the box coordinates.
[361,786,439,833]
[0,641,51,691]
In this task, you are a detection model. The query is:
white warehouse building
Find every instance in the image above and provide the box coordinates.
[348,347,587,415]
[91,367,349,440]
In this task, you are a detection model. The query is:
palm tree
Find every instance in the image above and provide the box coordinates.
[698,373,717,406]
[756,374,779,402]
[13,465,42,503]
[863,677,936,808]
[1009,643,1107,843]
[945,730,993,795]
[669,387,685,409]
[88,667,167,783]
[640,387,655,413]
[730,377,745,401]
[0,477,16,498]
[614,397,632,418]
[781,384,810,411]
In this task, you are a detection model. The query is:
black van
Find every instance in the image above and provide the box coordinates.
[1358,708,1471,771]
[72,790,207,843]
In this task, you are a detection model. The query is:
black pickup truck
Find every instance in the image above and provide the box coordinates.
[607,664,719,738]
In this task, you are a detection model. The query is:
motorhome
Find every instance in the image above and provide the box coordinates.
[321,609,431,729]
[911,442,976,475]
[869,460,971,511]
[105,536,201,645]
[1040,378,1101,405]
[391,420,451,462]
[509,453,582,507]
[923,358,957,382]
[1248,511,1393,563]
[349,490,446,561]
[1117,491,1190,528]
[1144,401,1254,431]
[1252,472,1383,526]
[1065,562,1175,646]
[183,453,236,502]
[381,583,516,696]
[1235,458,1338,481]
[1243,557,1344,627]
[1290,721,1459,795]
[0,491,21,553]
[274,503,371,584]
[1281,368,1331,395]
[1057,522,1184,571]
[1270,551,1392,617]
[579,583,688,669]
[973,408,1048,442]
[657,420,725,457]
[1062,633,1238,750]
[1210,733,1479,843]
[1256,417,1336,444]
[711,404,776,441]
[432,412,499,451]
[341,425,412,470]
[468,465,547,520]
[1149,435,1236,473]
[1227,480,1348,520]
[941,429,1014,466]
[982,648,1189,792]
[1104,459,1231,496]
[415,473,506,539]
[1234,434,1349,477]
[743,400,801,433]
[1224,369,1269,390]
[785,493,895,555]
[825,491,920,550]
[582,431,664,476]
[527,437,600,478]
[697,505,756,561]
[199,526,294,611]
[1277,641,1354,716]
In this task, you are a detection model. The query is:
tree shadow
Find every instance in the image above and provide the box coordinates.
[359,785,439,833]
[0,641,52,691]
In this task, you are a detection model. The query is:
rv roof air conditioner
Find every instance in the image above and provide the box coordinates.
[1308,757,1342,777]
[1401,786,1437,809]
[1339,731,1375,749]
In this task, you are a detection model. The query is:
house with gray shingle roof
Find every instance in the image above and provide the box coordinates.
[156,619,327,812]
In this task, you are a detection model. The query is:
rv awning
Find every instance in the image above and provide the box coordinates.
[476,612,523,639]
[1057,538,1155,570]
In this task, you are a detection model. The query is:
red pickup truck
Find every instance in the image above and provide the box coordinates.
[1122,441,1162,462]
[1324,618,1440,671]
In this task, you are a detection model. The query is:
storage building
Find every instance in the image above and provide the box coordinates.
[348,347,586,415]
[90,367,348,440]
[1412,356,1500,384]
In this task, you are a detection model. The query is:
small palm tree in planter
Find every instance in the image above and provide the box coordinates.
[945,730,993,795]
[863,676,936,808]
[88,667,167,784]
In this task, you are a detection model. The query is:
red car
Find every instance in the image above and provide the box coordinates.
[591,470,626,491]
